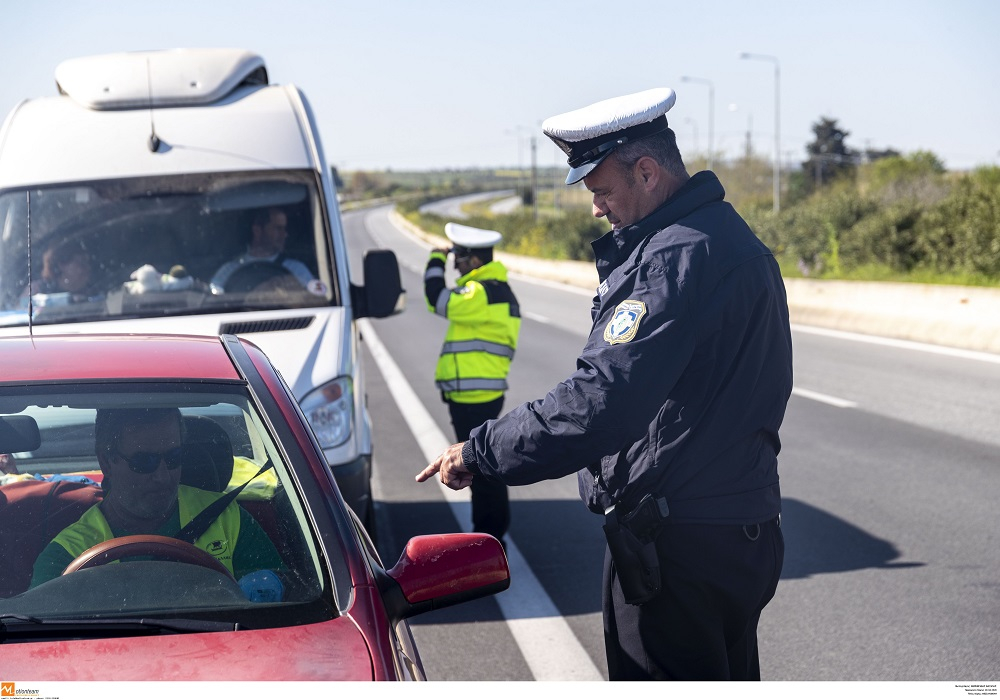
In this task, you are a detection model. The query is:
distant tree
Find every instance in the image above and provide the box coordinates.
[348,171,389,198]
[803,117,856,188]
[862,147,901,163]
[330,166,345,189]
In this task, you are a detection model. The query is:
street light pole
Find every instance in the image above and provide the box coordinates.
[740,53,780,213]
[680,75,714,170]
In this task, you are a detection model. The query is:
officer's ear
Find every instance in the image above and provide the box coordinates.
[635,156,662,193]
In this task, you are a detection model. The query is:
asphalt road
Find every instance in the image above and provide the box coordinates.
[344,204,1000,683]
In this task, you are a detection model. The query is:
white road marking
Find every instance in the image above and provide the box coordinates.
[358,318,604,682]
[791,387,858,408]
[791,323,1000,364]
[522,310,550,324]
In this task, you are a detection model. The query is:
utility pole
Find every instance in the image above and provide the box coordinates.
[531,136,538,222]
[680,76,715,170]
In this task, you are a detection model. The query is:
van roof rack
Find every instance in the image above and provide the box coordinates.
[54,48,268,111]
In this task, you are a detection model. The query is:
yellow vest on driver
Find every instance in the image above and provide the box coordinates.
[52,484,242,576]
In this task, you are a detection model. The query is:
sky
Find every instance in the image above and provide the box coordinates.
[2,0,998,173]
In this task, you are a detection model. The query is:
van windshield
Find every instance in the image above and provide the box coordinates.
[0,171,335,327]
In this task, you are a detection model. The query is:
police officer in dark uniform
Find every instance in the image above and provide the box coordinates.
[417,87,792,681]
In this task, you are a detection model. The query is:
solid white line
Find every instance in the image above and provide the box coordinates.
[358,318,604,682]
[791,323,1000,364]
[791,386,858,408]
[522,310,550,324]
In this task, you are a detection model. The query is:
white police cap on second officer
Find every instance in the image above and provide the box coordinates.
[542,87,677,185]
[444,222,502,251]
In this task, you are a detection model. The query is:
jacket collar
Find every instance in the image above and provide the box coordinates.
[591,170,725,282]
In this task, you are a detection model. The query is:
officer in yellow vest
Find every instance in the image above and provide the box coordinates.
[30,407,284,600]
[424,223,521,544]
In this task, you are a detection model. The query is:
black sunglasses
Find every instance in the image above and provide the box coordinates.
[113,445,184,474]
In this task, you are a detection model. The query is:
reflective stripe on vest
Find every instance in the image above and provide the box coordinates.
[435,377,509,393]
[434,287,451,317]
[440,339,516,359]
[52,485,242,576]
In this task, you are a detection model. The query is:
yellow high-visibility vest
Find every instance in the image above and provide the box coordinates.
[424,256,521,404]
[52,484,243,576]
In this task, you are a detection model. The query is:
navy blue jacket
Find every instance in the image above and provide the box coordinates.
[463,171,793,524]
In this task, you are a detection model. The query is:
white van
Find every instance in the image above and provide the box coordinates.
[0,48,402,533]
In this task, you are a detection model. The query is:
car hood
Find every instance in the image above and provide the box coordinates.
[2,615,374,680]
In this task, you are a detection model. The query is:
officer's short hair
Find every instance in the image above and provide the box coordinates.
[613,128,688,182]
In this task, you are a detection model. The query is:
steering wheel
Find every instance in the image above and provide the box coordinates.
[224,261,301,294]
[62,535,235,580]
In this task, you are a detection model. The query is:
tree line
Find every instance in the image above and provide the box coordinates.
[354,117,1000,287]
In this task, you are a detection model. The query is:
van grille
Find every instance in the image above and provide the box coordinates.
[220,316,315,335]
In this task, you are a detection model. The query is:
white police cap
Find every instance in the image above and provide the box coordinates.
[444,222,502,250]
[543,87,677,185]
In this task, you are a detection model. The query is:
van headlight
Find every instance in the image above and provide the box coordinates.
[300,377,353,449]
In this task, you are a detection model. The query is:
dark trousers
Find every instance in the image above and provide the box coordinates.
[603,517,783,681]
[447,397,509,541]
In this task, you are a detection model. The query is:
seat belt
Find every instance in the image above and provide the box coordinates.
[174,460,273,545]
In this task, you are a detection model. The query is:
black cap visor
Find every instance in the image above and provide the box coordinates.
[554,114,670,185]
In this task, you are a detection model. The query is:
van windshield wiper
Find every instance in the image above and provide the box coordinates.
[0,613,238,642]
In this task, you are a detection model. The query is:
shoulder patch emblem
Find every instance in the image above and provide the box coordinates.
[604,300,647,344]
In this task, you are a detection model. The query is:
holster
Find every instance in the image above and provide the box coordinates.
[603,493,669,605]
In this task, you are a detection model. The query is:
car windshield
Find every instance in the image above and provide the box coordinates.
[0,171,335,328]
[0,382,339,628]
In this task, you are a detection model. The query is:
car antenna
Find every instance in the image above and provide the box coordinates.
[146,57,160,153]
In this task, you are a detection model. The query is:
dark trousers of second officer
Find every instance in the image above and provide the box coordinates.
[603,516,784,681]
[447,396,509,543]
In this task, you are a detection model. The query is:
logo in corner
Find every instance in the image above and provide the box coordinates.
[1,683,14,697]
[604,300,647,344]
[206,539,229,557]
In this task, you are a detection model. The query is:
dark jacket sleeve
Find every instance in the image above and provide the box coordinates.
[424,252,447,313]
[466,260,696,486]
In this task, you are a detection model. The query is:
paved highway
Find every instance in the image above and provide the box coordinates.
[344,204,1000,682]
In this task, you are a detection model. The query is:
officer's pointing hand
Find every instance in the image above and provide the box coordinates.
[416,442,473,490]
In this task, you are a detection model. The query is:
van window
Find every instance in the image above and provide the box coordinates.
[0,171,335,327]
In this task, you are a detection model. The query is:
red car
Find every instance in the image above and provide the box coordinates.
[0,333,509,680]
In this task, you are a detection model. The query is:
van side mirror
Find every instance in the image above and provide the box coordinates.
[352,249,405,319]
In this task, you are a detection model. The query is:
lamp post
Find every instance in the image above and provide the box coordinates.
[740,53,780,213]
[505,125,533,203]
[684,117,699,153]
[680,75,714,170]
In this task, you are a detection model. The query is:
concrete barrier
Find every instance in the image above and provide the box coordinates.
[390,209,1000,356]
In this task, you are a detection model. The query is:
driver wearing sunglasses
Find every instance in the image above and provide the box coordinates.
[30,407,285,601]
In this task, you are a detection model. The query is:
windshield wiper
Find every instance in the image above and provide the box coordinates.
[0,613,238,642]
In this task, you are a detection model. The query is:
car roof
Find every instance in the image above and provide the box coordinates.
[55,49,267,110]
[0,334,241,383]
[0,49,317,188]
